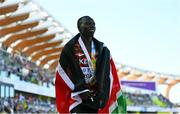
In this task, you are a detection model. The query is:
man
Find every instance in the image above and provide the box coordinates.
[55,16,126,113]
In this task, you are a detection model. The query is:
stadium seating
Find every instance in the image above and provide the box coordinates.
[124,92,174,108]
[1,49,57,113]
[0,93,56,113]
[0,49,55,87]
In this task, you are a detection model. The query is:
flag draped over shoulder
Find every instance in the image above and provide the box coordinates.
[55,33,126,113]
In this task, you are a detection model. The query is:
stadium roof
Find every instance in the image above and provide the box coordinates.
[0,0,72,72]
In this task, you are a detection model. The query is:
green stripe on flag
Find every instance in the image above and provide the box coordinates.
[112,106,119,113]
[112,91,127,113]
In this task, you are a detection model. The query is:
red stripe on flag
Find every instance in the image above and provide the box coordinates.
[55,71,71,113]
[110,57,121,92]
[98,58,121,113]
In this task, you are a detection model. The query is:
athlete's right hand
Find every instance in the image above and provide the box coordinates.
[79,91,94,101]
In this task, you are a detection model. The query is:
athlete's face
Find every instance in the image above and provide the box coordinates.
[79,18,96,38]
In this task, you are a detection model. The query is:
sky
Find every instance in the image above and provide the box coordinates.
[36,0,180,75]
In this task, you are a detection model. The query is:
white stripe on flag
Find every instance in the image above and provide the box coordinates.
[109,100,118,113]
[109,90,123,113]
[57,63,75,90]
[109,63,117,113]
[70,89,89,111]
[109,64,113,97]
[57,63,89,111]
[117,90,123,98]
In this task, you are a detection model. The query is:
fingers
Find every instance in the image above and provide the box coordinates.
[79,91,94,101]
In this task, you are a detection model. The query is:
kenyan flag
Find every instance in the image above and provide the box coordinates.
[98,58,127,113]
[55,33,126,113]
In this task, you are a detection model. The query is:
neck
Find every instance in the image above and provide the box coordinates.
[80,34,92,51]
[80,34,92,45]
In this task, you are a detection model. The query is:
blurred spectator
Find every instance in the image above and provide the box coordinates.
[0,93,56,113]
[0,49,55,87]
[124,91,174,108]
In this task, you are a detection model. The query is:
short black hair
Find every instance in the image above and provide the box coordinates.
[77,16,94,29]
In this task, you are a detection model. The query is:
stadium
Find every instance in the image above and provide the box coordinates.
[0,0,180,113]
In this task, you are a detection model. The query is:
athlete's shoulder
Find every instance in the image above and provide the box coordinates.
[63,33,80,51]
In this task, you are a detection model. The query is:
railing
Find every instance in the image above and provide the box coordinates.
[0,70,55,97]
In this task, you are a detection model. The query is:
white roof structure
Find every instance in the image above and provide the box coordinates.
[0,0,72,71]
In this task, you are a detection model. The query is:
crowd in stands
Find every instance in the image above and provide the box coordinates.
[0,47,177,113]
[124,92,174,108]
[0,93,56,113]
[0,49,55,87]
[0,48,57,113]
[125,92,152,106]
[157,94,174,108]
[0,91,175,113]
